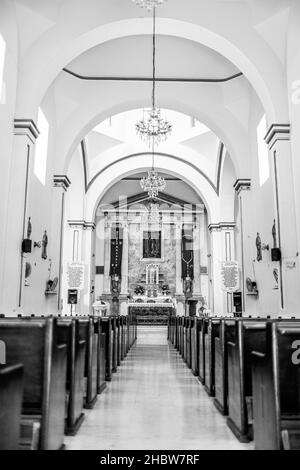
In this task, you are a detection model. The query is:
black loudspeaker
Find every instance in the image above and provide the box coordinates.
[271,248,281,262]
[22,239,32,253]
[68,289,78,305]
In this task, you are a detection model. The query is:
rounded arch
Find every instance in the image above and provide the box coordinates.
[17,16,286,123]
[84,153,223,224]
[59,95,249,177]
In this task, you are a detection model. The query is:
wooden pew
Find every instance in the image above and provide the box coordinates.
[111,316,118,373]
[117,317,122,366]
[94,318,107,395]
[186,317,193,369]
[213,319,229,415]
[226,319,268,442]
[56,317,86,436]
[0,364,24,450]
[204,318,221,397]
[75,316,98,410]
[191,318,201,376]
[101,317,113,381]
[198,318,206,384]
[252,321,300,450]
[0,317,67,450]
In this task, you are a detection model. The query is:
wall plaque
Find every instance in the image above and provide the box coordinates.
[221,261,239,293]
[67,263,85,290]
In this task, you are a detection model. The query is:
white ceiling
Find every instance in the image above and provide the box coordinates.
[67,35,240,79]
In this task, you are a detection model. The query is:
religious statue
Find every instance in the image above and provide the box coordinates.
[272,219,277,248]
[41,230,48,260]
[256,232,262,262]
[184,276,193,299]
[27,217,32,239]
[111,274,121,296]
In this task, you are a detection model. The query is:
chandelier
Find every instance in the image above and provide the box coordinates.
[141,169,166,198]
[132,0,167,12]
[140,138,167,197]
[135,7,172,147]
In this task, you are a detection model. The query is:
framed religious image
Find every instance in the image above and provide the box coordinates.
[142,231,162,261]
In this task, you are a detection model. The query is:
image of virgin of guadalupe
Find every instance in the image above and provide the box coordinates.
[256,232,262,262]
[41,230,48,260]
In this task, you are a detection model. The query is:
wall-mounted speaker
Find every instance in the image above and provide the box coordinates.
[22,239,32,253]
[271,248,281,262]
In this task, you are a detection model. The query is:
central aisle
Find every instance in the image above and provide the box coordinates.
[66,326,252,450]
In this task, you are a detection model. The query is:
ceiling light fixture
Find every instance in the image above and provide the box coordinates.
[134,6,172,148]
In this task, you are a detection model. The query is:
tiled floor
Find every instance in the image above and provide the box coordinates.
[65,326,253,450]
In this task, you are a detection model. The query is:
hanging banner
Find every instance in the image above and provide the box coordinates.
[221,261,239,293]
[110,225,123,277]
[181,226,194,279]
[67,262,85,291]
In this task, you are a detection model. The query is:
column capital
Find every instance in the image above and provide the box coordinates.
[208,222,236,232]
[233,179,251,194]
[53,175,71,191]
[68,220,95,231]
[264,123,291,150]
[14,119,39,143]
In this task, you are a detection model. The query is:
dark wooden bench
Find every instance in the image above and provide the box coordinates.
[252,321,300,450]
[186,317,194,369]
[0,364,24,450]
[0,317,67,450]
[101,317,113,381]
[213,319,229,415]
[226,318,268,442]
[191,318,201,376]
[198,318,206,384]
[94,318,106,395]
[204,318,221,397]
[111,316,118,373]
[56,317,86,436]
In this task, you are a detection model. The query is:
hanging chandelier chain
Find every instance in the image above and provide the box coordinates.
[152,7,156,110]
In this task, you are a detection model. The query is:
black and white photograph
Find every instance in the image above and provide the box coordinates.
[0,0,300,457]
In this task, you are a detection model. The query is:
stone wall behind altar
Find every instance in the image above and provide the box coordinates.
[128,224,177,295]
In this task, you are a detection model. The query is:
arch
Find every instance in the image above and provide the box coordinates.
[17,16,286,122]
[83,153,223,225]
[57,94,249,177]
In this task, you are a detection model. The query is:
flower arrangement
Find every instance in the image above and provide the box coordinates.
[135,285,145,296]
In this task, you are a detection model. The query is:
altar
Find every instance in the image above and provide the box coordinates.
[128,298,176,325]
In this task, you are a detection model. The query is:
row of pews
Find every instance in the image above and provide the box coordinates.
[0,313,137,450]
[168,315,300,450]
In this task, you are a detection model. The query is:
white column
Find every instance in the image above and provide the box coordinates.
[82,222,96,315]
[193,214,201,295]
[103,222,111,294]
[1,120,39,315]
[209,223,236,316]
[234,179,252,315]
[62,220,84,315]
[121,223,129,295]
[199,212,209,304]
[265,124,300,315]
[48,175,71,314]
[175,222,183,295]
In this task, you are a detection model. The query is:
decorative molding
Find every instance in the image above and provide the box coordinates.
[233,179,251,194]
[264,124,291,150]
[14,119,40,143]
[68,220,96,231]
[208,222,236,232]
[53,175,71,191]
